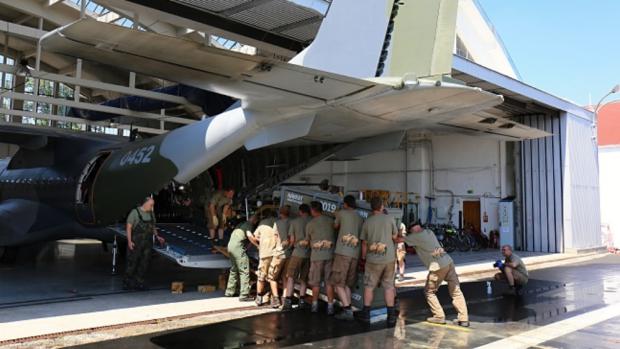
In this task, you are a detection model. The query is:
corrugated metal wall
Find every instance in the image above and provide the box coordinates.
[562,113,602,250]
[520,113,564,253]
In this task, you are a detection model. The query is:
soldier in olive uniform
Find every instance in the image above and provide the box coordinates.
[225,215,258,301]
[123,197,165,290]
[206,188,234,242]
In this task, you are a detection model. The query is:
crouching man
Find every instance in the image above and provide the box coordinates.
[494,245,529,296]
[404,223,469,327]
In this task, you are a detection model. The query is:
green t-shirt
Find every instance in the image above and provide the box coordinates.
[127,207,155,232]
[254,217,277,258]
[228,221,252,251]
[273,218,291,258]
[334,209,364,258]
[506,253,529,278]
[360,213,397,264]
[290,216,311,258]
[404,229,453,271]
[305,215,335,261]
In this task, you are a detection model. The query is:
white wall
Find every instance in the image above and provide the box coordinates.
[289,134,508,234]
[598,146,619,248]
[562,112,602,250]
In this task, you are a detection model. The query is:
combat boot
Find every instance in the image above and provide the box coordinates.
[281,297,293,311]
[271,296,281,309]
[354,307,370,322]
[387,307,397,325]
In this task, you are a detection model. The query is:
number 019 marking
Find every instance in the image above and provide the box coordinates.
[119,145,155,166]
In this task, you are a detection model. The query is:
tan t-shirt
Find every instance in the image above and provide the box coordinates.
[506,253,529,278]
[334,209,364,258]
[290,216,311,258]
[254,217,277,259]
[305,215,335,261]
[273,218,291,258]
[404,229,453,271]
[360,213,397,264]
[209,190,231,212]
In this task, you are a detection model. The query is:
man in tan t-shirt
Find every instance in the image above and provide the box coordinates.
[404,223,469,327]
[330,195,364,321]
[282,203,312,311]
[206,188,234,241]
[306,201,336,314]
[247,210,280,308]
[358,197,399,325]
[494,244,529,296]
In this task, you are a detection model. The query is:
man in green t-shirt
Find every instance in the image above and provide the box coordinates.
[359,197,399,324]
[494,245,529,296]
[225,215,257,301]
[282,204,312,311]
[306,201,336,314]
[330,195,364,320]
[206,188,234,242]
[404,223,469,327]
[124,197,165,291]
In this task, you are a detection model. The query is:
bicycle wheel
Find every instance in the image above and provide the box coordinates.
[457,234,471,252]
[443,236,456,253]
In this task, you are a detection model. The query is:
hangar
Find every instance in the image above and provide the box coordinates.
[0,0,609,347]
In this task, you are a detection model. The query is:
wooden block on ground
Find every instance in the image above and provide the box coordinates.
[197,285,216,293]
[218,274,227,290]
[171,281,184,294]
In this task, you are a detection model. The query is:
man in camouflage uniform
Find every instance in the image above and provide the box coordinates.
[225,215,257,301]
[124,197,165,290]
[206,188,234,242]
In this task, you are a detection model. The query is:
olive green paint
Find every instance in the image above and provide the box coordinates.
[92,136,178,224]
[386,0,458,79]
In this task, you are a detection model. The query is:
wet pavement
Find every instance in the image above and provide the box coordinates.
[61,254,620,349]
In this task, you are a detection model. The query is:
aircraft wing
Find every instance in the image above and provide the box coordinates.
[0,122,124,149]
[41,19,549,141]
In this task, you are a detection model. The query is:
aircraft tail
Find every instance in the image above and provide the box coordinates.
[290,0,458,79]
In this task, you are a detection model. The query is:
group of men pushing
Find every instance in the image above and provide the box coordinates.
[224,195,531,326]
[123,190,530,328]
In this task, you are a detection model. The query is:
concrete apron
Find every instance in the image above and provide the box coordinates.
[0,251,608,343]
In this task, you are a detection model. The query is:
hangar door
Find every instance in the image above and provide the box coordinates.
[519,113,564,253]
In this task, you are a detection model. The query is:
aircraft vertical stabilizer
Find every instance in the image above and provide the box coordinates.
[290,0,459,80]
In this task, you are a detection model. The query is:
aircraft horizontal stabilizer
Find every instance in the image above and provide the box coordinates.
[244,113,315,151]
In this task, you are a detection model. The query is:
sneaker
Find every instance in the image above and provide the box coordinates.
[271,297,281,309]
[503,287,517,297]
[239,295,254,302]
[387,307,397,325]
[224,293,236,297]
[426,317,446,325]
[354,308,370,322]
[398,274,404,282]
[311,302,319,313]
[281,298,293,311]
[452,319,470,327]
[335,308,354,321]
[255,295,265,306]
[298,298,309,310]
[327,303,335,316]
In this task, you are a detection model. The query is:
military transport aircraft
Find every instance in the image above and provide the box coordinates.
[0,0,548,259]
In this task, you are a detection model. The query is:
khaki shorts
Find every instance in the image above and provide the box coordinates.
[308,259,332,287]
[494,267,529,286]
[257,256,285,282]
[396,249,407,262]
[284,256,310,282]
[328,254,358,288]
[206,213,226,230]
[364,261,395,290]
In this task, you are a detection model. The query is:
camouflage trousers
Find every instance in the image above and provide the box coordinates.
[124,232,153,286]
[225,248,251,297]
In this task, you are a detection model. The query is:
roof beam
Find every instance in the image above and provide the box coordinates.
[271,15,322,33]
[0,19,46,40]
[220,0,275,16]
